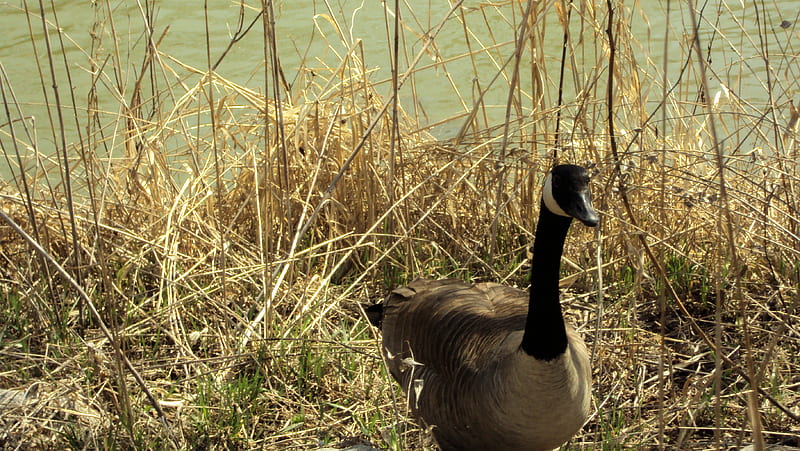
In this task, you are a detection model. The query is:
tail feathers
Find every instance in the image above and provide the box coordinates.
[364,303,384,328]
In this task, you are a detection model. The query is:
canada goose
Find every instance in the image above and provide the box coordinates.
[366,164,599,451]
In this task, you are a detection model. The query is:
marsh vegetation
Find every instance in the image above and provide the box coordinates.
[1,1,798,449]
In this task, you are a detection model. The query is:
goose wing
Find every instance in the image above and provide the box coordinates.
[379,278,529,384]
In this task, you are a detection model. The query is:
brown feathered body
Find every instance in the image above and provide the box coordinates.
[380,278,591,451]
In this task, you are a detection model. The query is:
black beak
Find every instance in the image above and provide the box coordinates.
[564,190,599,227]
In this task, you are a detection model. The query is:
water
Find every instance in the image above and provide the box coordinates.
[0,0,794,180]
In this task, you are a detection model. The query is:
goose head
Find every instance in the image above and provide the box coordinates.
[542,164,600,227]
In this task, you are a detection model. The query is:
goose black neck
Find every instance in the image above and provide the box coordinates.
[520,201,573,360]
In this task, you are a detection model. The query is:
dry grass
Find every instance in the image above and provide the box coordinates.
[1,0,799,449]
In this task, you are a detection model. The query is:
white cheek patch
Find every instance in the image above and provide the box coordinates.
[542,173,570,217]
